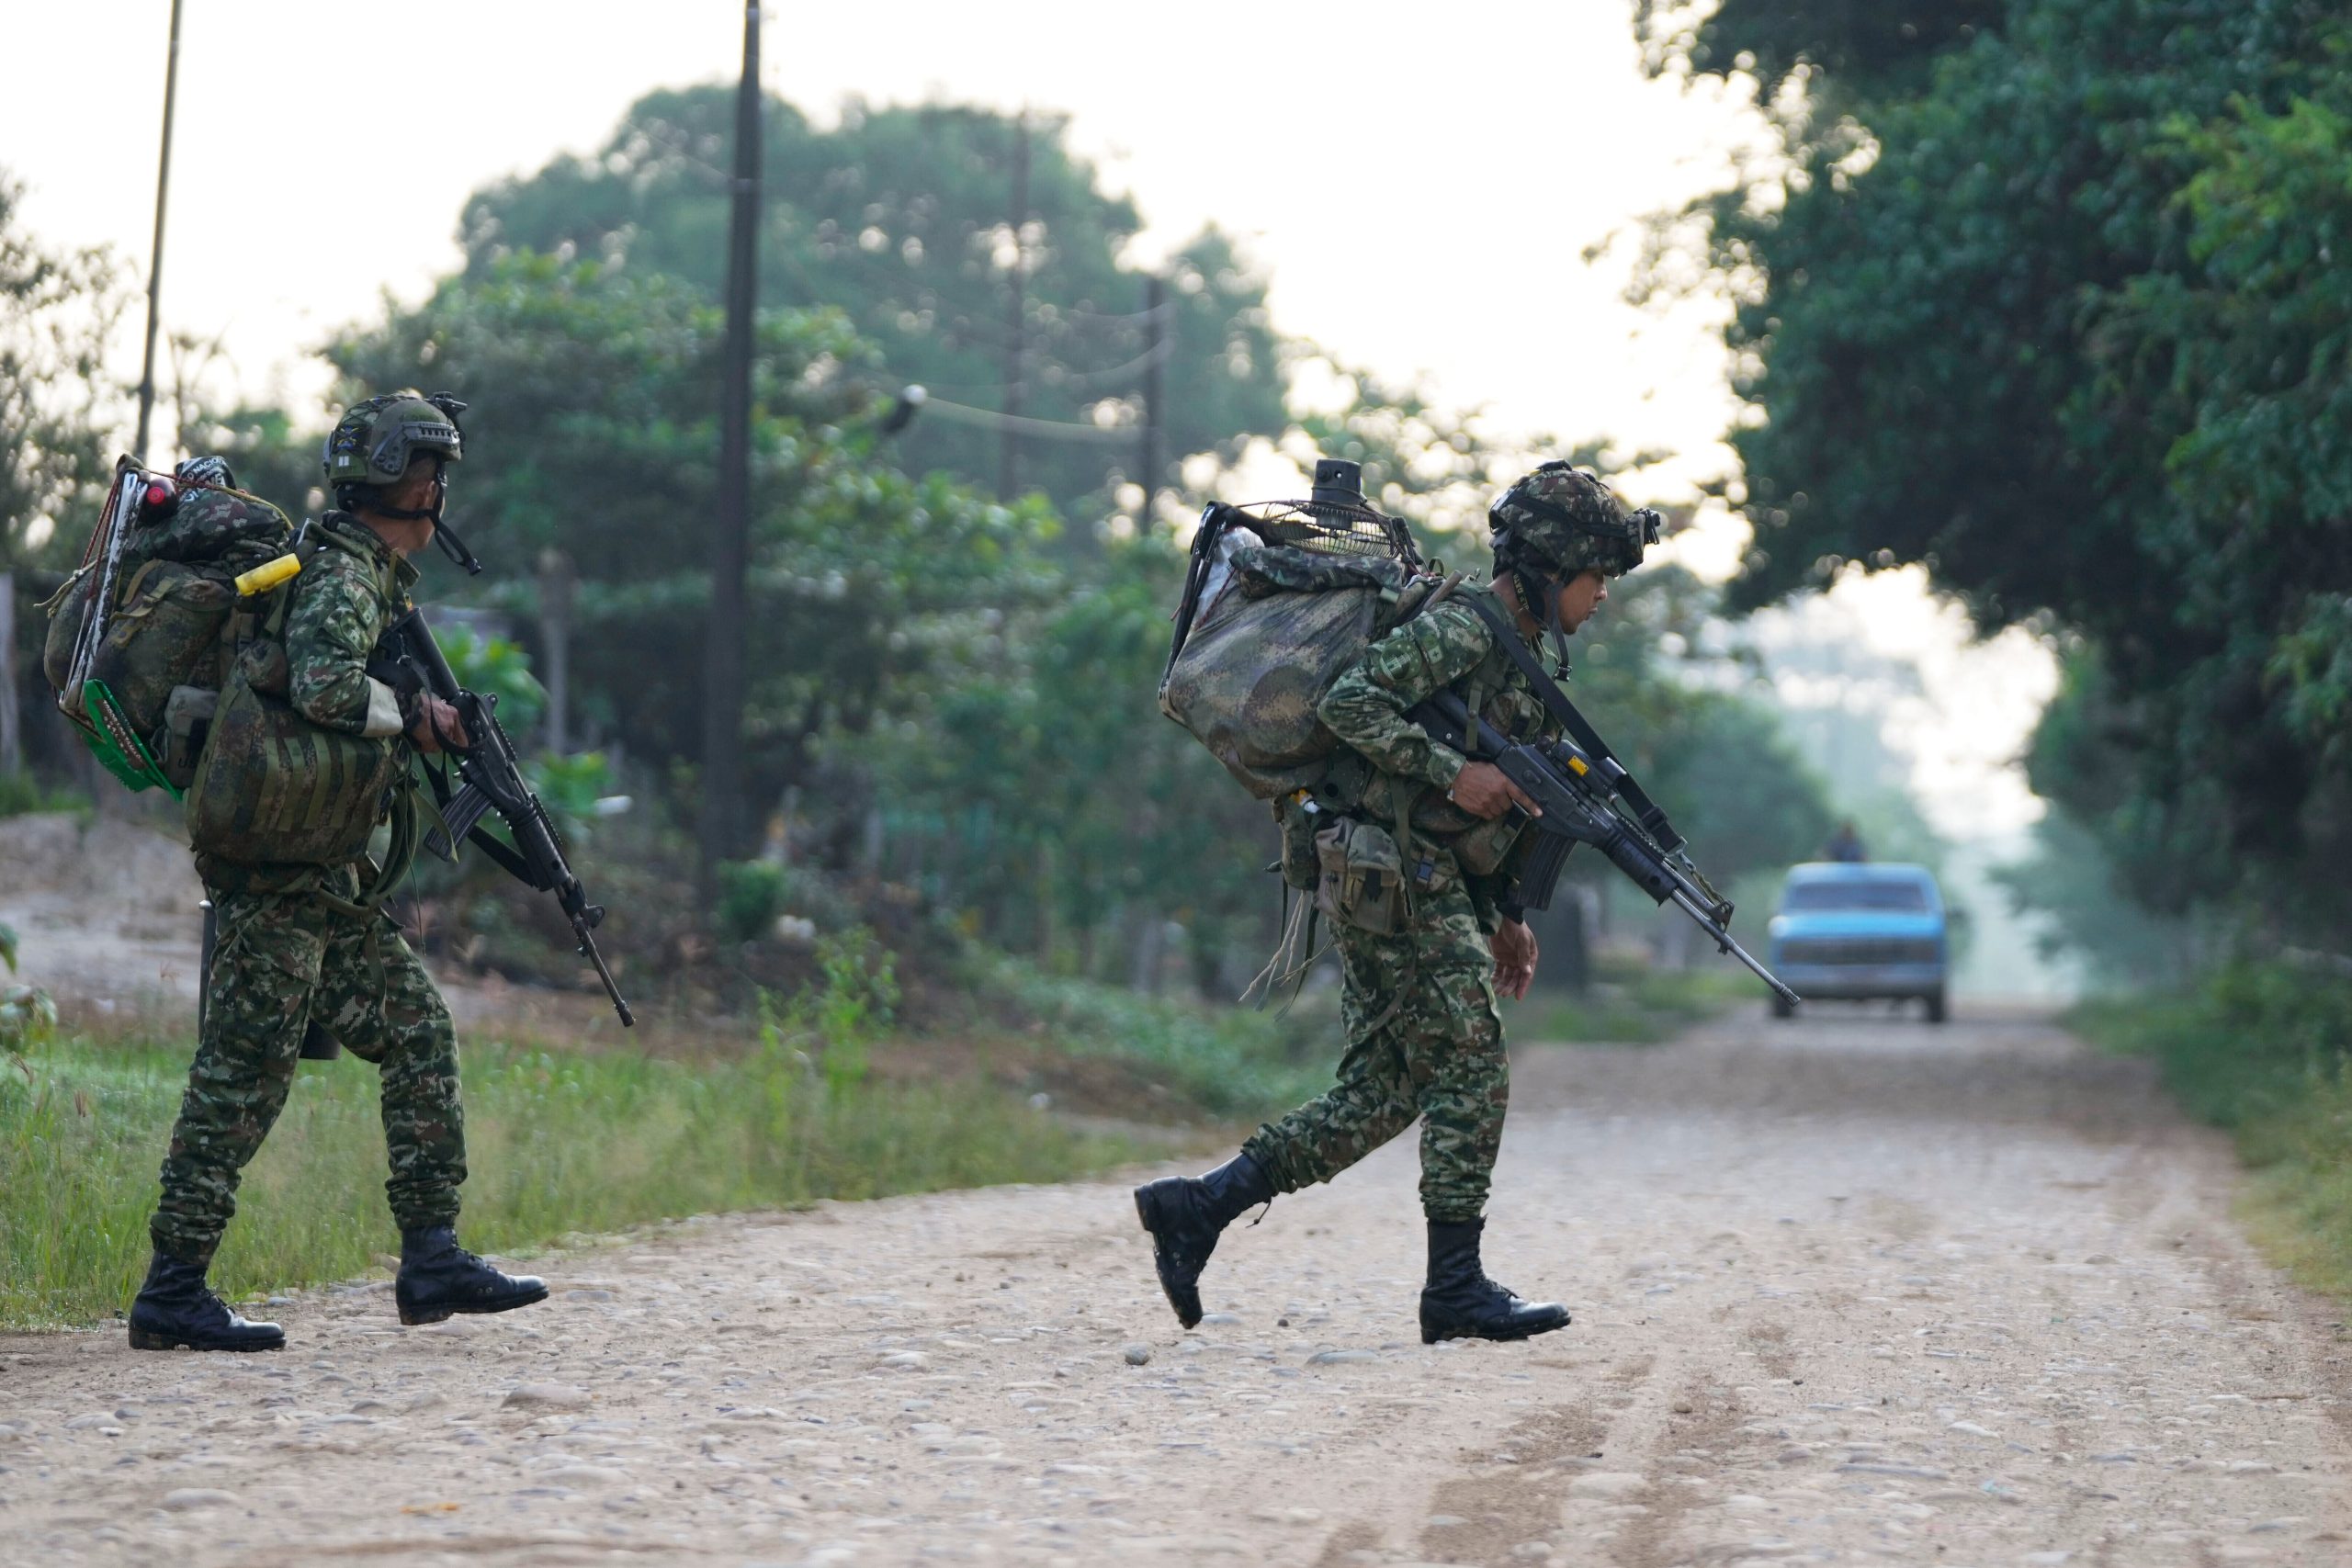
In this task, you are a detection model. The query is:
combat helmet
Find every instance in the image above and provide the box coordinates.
[324,389,465,491]
[1488,461,1661,670]
[322,389,482,573]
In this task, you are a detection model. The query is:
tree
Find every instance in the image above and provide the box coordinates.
[457,92,1288,528]
[0,171,125,572]
[1637,0,2352,939]
[332,254,1059,818]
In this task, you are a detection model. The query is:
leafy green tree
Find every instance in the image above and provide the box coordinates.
[862,537,1269,985]
[332,254,1059,815]
[458,92,1287,525]
[0,171,124,571]
[1638,0,2352,938]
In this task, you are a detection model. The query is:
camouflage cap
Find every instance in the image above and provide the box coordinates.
[1489,462,1660,579]
[322,389,465,488]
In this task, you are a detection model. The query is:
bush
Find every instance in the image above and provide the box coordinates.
[0,772,89,820]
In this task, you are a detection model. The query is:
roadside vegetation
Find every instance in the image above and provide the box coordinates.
[0,931,1295,1330]
[1532,962,1753,1046]
[2072,964,2352,1301]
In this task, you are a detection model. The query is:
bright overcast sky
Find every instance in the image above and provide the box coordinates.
[5,0,2054,838]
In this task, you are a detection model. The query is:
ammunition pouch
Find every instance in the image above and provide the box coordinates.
[1315,818,1405,934]
[160,684,218,793]
[1313,816,1462,936]
[185,663,404,867]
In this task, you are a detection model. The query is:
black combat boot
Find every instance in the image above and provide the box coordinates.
[394,1225,548,1326]
[1133,1151,1274,1328]
[1418,1217,1570,1344]
[127,1249,286,1352]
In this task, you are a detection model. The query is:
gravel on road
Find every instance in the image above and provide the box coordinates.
[4,1008,2347,1566]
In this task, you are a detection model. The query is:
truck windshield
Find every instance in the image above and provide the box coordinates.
[1782,881,1930,913]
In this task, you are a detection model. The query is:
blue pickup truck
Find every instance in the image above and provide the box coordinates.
[1766,863,1951,1022]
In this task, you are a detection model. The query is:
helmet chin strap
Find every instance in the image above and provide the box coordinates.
[1510,564,1574,678]
[368,466,483,575]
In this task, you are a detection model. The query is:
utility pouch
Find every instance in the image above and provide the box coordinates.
[1450,812,1526,877]
[1315,818,1408,935]
[1274,794,1321,891]
[160,683,218,792]
[186,664,401,866]
[87,561,237,739]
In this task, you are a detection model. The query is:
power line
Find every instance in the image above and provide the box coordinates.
[919,394,1140,446]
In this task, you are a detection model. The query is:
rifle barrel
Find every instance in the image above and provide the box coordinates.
[1670,888,1801,1005]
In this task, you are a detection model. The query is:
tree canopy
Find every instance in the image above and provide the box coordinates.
[458,91,1286,525]
[1643,0,2352,938]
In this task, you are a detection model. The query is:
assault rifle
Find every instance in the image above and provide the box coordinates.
[1413,690,1800,1006]
[372,606,634,1026]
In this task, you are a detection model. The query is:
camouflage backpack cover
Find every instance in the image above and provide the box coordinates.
[1159,470,1444,801]
[42,457,299,795]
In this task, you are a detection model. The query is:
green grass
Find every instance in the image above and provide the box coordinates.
[2070,962,2352,1300]
[0,771,90,820]
[1530,964,1753,1045]
[0,1028,1157,1330]
[972,951,1337,1114]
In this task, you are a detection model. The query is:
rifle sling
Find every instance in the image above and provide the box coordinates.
[1450,589,1684,852]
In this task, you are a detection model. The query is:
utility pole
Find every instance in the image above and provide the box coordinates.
[1137,273,1165,525]
[997,113,1030,502]
[700,0,763,886]
[133,0,186,463]
[537,548,573,757]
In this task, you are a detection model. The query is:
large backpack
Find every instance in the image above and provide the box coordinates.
[42,457,300,795]
[1159,494,1446,801]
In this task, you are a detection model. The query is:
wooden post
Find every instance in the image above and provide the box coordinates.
[0,570,18,775]
[537,549,572,756]
[699,0,763,886]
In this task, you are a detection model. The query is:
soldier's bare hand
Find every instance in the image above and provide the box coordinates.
[408,695,468,754]
[1491,918,1539,1000]
[1448,761,1540,821]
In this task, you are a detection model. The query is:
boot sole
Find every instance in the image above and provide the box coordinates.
[1132,1183,1204,1330]
[399,1282,551,1327]
[1420,1312,1572,1346]
[128,1326,283,1352]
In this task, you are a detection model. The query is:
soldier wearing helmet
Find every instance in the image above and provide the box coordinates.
[1136,462,1657,1346]
[130,390,547,1353]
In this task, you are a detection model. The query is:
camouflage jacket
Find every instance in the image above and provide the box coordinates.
[1317,581,1566,926]
[287,513,416,741]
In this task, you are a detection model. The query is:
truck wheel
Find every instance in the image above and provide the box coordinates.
[1770,993,1795,1021]
[1925,989,1948,1024]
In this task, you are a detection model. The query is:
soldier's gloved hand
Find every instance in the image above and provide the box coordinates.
[405,694,469,754]
[1491,918,1539,1001]
[1448,761,1540,822]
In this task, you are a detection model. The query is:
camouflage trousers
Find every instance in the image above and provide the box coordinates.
[1243,879,1508,1223]
[150,865,466,1264]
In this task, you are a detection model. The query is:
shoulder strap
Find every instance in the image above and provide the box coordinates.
[1451,588,1688,855]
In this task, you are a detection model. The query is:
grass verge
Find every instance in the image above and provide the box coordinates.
[970,951,1337,1114]
[1531,964,1754,1045]
[2070,961,2352,1300]
[0,1027,1158,1331]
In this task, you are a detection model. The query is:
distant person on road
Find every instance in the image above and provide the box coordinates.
[1824,819,1868,863]
[1136,463,1659,1344]
[130,392,546,1352]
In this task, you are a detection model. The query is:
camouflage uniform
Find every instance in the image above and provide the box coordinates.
[152,513,467,1266]
[1242,582,1563,1223]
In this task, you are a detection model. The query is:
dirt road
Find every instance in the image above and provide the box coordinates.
[6,1007,2349,1566]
